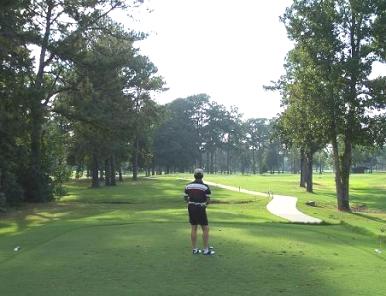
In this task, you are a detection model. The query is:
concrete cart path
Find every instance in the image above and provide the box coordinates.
[265,194,322,224]
[202,180,322,224]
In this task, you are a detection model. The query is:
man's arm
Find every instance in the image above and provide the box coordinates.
[184,186,189,202]
[205,185,211,204]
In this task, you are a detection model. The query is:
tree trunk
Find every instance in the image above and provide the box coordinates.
[91,153,99,188]
[99,168,104,181]
[119,167,123,182]
[206,152,210,172]
[292,154,298,174]
[105,159,111,186]
[198,152,203,169]
[25,1,54,202]
[258,150,264,174]
[210,151,214,174]
[26,104,47,201]
[110,155,116,186]
[75,165,82,179]
[132,138,139,181]
[340,138,352,210]
[331,136,351,211]
[151,160,155,176]
[226,148,230,174]
[252,148,256,174]
[300,149,306,188]
[305,151,313,193]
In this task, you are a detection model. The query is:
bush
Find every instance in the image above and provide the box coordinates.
[2,171,24,205]
[22,168,54,202]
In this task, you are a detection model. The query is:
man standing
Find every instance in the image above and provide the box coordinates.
[184,168,215,255]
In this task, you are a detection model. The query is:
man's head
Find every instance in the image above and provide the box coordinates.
[194,168,204,180]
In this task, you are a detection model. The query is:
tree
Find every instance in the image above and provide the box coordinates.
[0,0,33,204]
[154,98,201,172]
[244,118,270,174]
[264,121,285,174]
[43,115,72,195]
[222,106,243,174]
[20,0,139,200]
[124,55,165,180]
[374,0,386,59]
[273,45,330,192]
[281,0,386,210]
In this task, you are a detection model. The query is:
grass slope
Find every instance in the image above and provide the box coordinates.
[0,175,386,296]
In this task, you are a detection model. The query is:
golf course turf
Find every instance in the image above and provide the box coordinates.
[1,174,386,295]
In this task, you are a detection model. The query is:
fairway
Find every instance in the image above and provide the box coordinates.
[1,176,386,296]
[3,1,386,295]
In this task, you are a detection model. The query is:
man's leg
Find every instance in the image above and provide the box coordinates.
[191,225,198,249]
[201,225,215,255]
[201,225,209,250]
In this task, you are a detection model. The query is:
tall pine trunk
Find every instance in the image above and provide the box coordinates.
[27,103,48,201]
[26,2,54,201]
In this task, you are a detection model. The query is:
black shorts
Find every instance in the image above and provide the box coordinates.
[188,204,208,226]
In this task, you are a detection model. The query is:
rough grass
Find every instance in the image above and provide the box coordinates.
[0,175,386,296]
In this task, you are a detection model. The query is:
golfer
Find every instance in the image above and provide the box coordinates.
[184,168,215,255]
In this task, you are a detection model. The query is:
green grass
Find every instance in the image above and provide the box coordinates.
[0,174,386,295]
[188,173,386,235]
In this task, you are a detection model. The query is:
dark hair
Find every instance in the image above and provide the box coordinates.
[194,172,203,179]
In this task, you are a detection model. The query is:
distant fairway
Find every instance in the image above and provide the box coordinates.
[1,175,386,296]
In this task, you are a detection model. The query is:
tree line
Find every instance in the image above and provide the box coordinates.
[0,0,164,205]
[271,0,386,211]
[1,0,385,213]
[154,94,386,177]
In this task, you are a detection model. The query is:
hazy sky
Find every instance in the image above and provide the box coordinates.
[120,0,294,119]
[117,0,386,119]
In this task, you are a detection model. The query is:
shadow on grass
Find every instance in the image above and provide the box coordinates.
[0,221,363,296]
[1,194,386,295]
[352,212,386,224]
[1,177,264,234]
[349,187,386,211]
[6,213,386,295]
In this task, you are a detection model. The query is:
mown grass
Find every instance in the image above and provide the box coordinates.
[175,172,386,236]
[0,174,386,296]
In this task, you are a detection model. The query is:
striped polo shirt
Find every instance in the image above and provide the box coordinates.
[185,180,211,203]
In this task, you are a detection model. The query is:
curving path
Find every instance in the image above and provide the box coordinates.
[202,180,322,224]
[265,194,322,224]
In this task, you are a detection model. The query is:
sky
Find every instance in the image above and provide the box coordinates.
[118,0,295,119]
[28,1,386,119]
